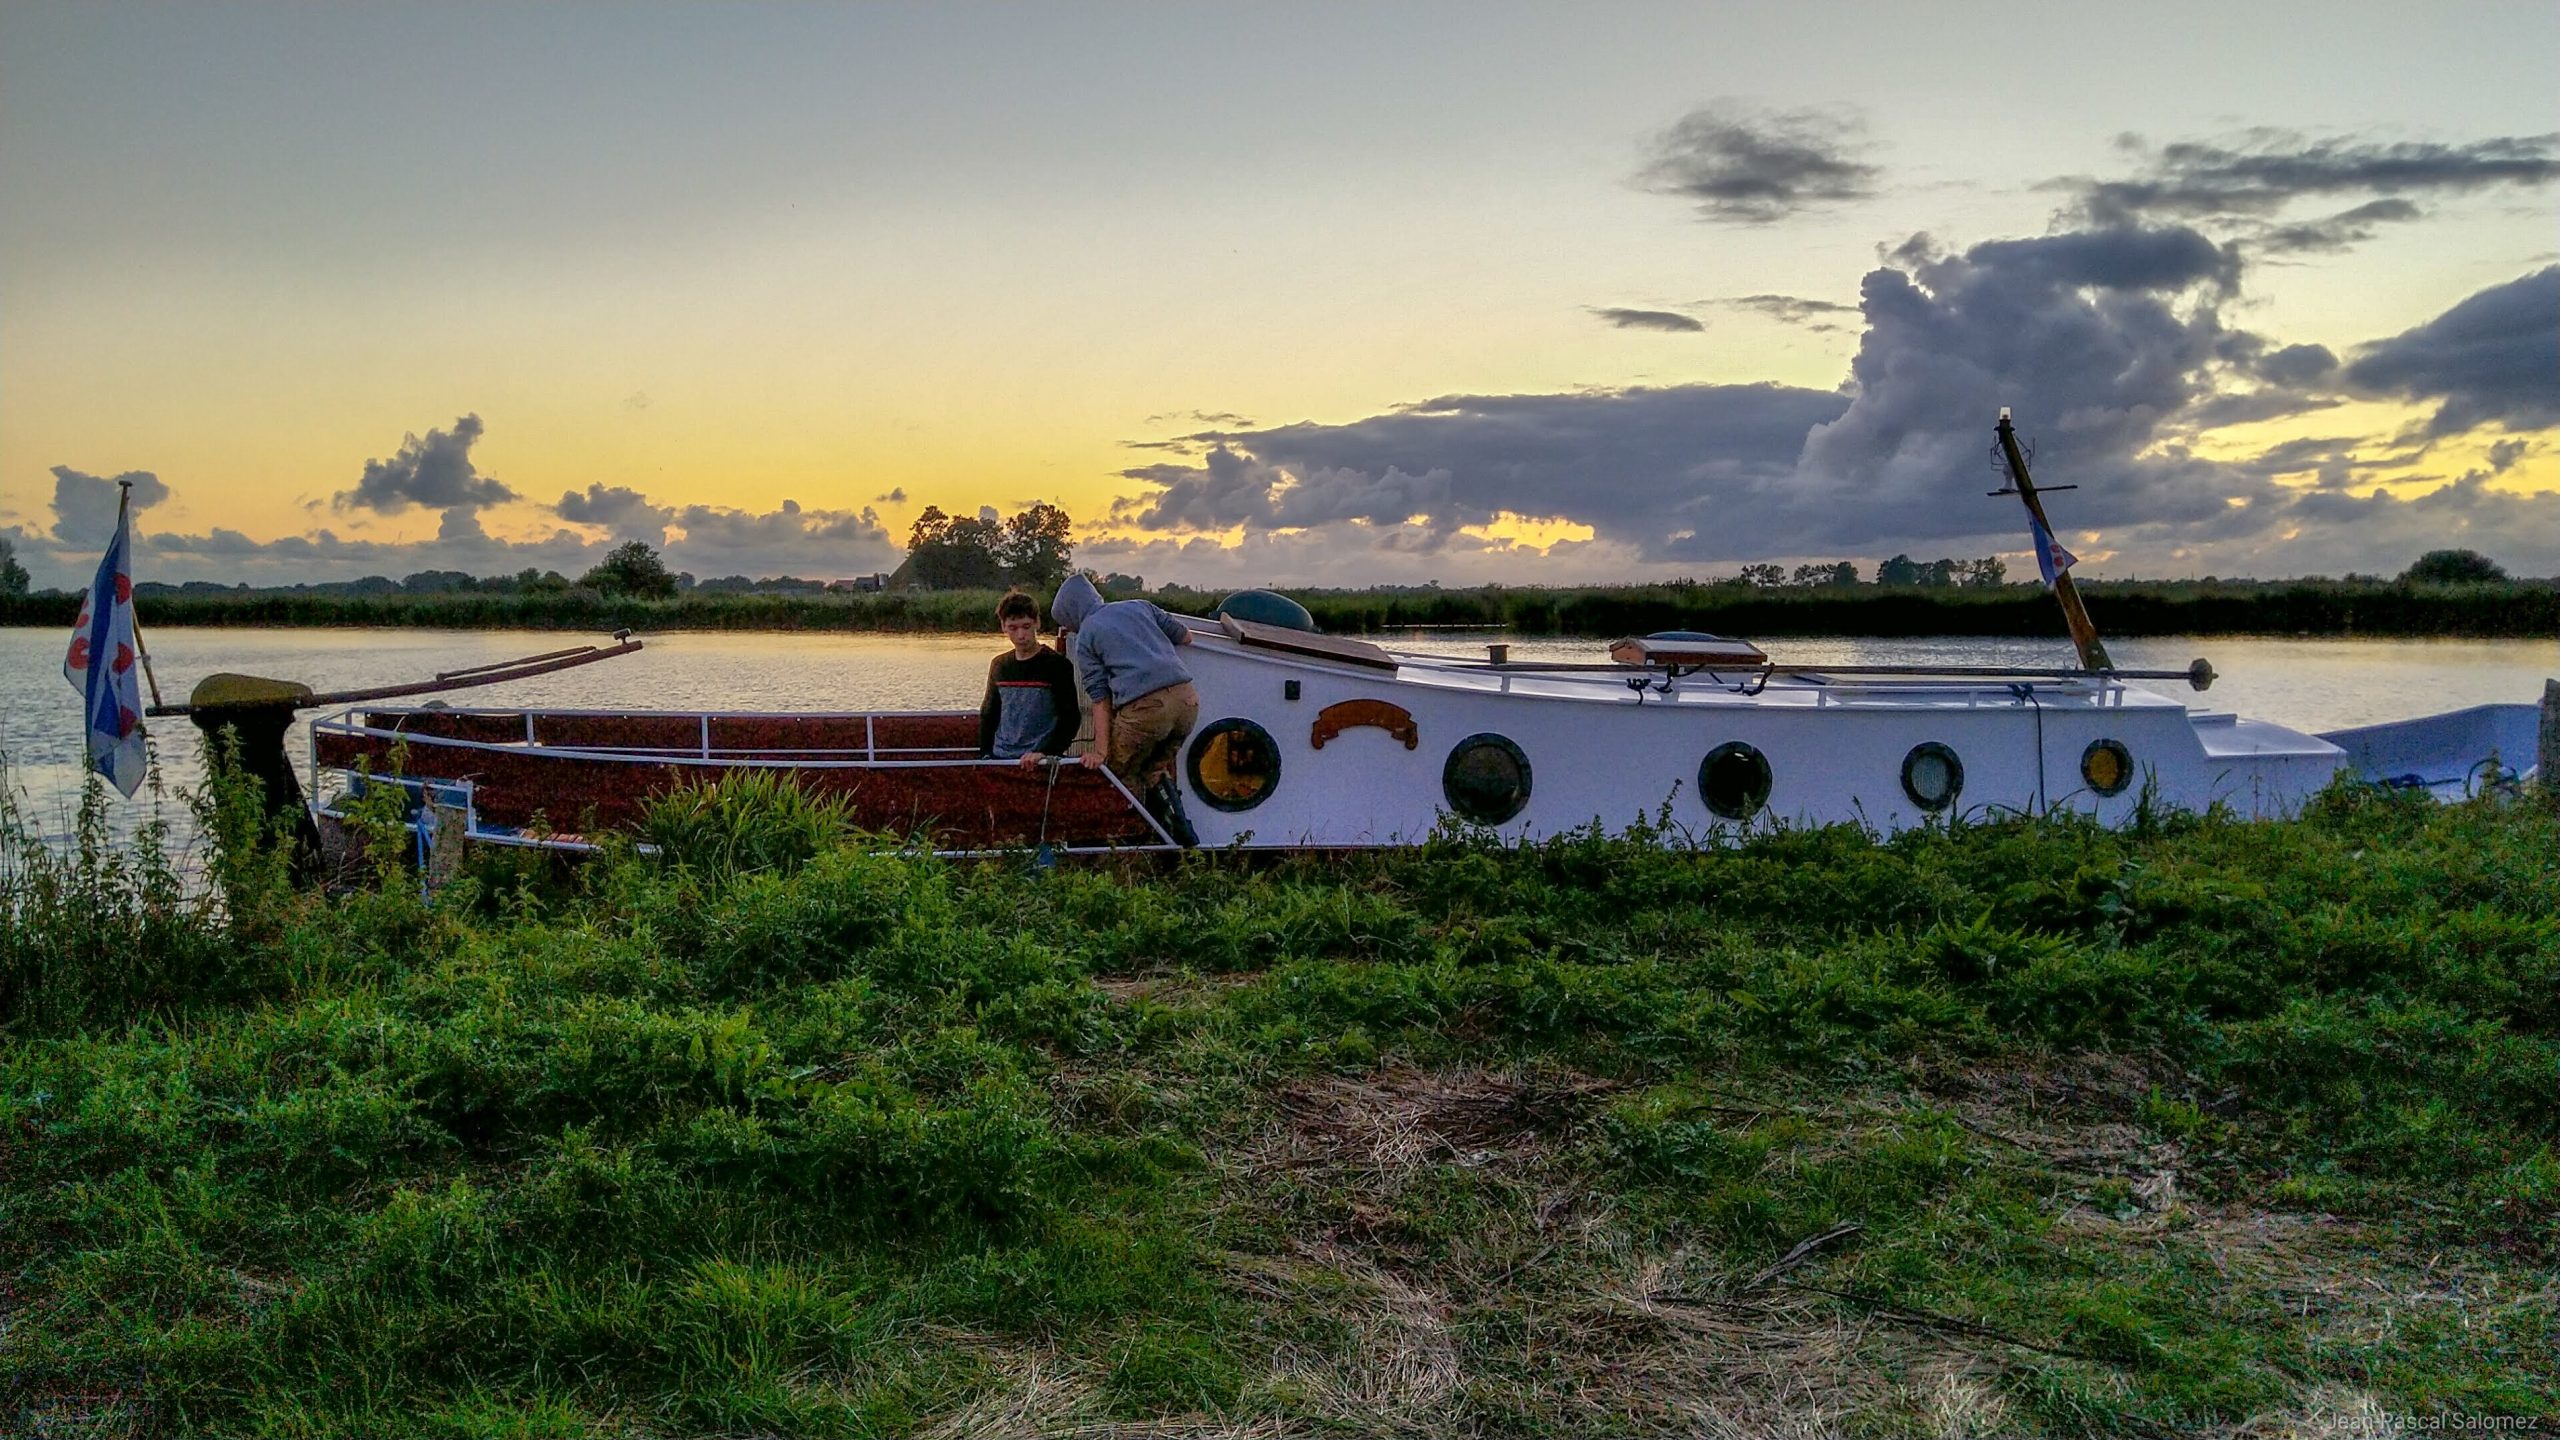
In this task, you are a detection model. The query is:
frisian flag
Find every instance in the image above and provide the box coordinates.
[62,494,148,797]
[2029,512,2079,589]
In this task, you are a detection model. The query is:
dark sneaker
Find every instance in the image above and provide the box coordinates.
[1146,778,1200,847]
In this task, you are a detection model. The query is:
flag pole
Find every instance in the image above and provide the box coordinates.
[116,479,166,711]
[1992,410,2113,672]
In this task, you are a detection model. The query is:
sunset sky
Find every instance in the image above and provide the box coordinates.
[4,1,2555,591]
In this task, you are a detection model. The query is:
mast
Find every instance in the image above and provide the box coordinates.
[1993,409,2113,672]
[116,479,166,711]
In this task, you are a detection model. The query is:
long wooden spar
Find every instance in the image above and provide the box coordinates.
[1993,410,2114,672]
[142,637,645,717]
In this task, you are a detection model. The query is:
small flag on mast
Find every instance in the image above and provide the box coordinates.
[2029,513,2079,589]
[63,489,148,797]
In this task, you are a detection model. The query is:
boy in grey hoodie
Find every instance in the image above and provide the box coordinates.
[1050,573,1199,845]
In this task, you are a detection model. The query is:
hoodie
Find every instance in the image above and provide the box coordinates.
[1051,575,1193,706]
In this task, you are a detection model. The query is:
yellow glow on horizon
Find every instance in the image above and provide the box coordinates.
[1463,512,1597,549]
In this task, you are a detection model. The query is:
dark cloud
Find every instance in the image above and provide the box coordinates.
[335,413,516,514]
[2258,198,2423,255]
[2176,390,2343,429]
[1958,226,2241,295]
[1117,382,1849,561]
[1715,294,1859,331]
[2251,342,2339,387]
[1636,102,1880,224]
[2344,266,2560,435]
[2071,130,2560,228]
[48,466,172,548]
[874,487,908,503]
[555,483,676,535]
[1592,307,1704,332]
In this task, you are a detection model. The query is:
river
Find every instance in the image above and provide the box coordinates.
[2,624,2550,852]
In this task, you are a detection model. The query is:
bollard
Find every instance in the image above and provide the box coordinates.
[186,673,324,881]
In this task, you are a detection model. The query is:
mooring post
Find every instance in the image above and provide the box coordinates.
[2540,678,2559,810]
[184,674,325,881]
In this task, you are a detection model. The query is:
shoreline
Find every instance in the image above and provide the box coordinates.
[3,578,2553,640]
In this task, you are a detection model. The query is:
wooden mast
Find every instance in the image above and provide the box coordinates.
[1993,409,2113,672]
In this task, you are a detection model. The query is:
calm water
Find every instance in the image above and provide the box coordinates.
[3,624,2550,850]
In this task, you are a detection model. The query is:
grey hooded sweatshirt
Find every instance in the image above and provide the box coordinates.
[1051,574,1192,707]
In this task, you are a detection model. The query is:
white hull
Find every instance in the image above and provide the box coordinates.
[1174,629,2347,847]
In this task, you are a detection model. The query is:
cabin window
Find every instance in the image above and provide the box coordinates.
[1442,733,1533,823]
[1901,742,1964,812]
[1699,741,1772,820]
[2082,738,2134,797]
[1187,718,1282,812]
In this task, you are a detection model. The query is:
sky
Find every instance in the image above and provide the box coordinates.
[3,1,2556,592]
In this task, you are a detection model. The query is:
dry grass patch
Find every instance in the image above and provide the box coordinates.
[1250,1065,1619,1183]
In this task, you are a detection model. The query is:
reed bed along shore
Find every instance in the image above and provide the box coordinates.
[3,575,2553,638]
[2,767,2554,1436]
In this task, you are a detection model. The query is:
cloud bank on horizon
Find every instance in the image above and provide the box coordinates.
[8,412,900,590]
[7,110,2555,593]
[1096,112,2559,587]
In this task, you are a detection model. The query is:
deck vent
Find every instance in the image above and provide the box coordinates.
[1442,733,1533,824]
[1699,742,1773,820]
[1901,742,1964,813]
[1188,718,1282,812]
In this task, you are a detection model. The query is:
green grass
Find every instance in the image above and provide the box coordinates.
[3,768,2555,1435]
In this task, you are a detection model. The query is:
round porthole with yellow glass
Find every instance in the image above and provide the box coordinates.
[1187,718,1281,812]
[2081,738,2134,797]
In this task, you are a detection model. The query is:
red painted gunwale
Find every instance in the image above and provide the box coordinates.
[313,708,1166,850]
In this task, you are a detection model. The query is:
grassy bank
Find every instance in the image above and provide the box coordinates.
[3,773,2555,1435]
[3,576,2553,638]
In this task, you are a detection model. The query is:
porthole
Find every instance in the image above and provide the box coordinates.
[1187,718,1281,812]
[1699,741,1772,820]
[2081,738,2134,797]
[1442,732,1532,824]
[1901,742,1964,812]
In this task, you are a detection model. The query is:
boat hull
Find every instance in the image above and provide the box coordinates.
[310,629,2385,854]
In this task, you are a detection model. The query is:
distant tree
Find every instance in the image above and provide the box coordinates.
[580,541,679,599]
[0,537,28,597]
[1960,556,2008,588]
[1000,502,1076,590]
[2400,549,2507,583]
[1737,562,1786,588]
[1787,561,1859,588]
[1875,554,1923,587]
[401,569,477,594]
[1099,572,1147,598]
[906,506,1000,588]
[895,501,1083,590]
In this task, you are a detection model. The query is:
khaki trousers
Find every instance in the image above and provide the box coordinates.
[1106,682,1198,792]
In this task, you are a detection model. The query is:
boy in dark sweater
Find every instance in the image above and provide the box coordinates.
[978,590,1082,766]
